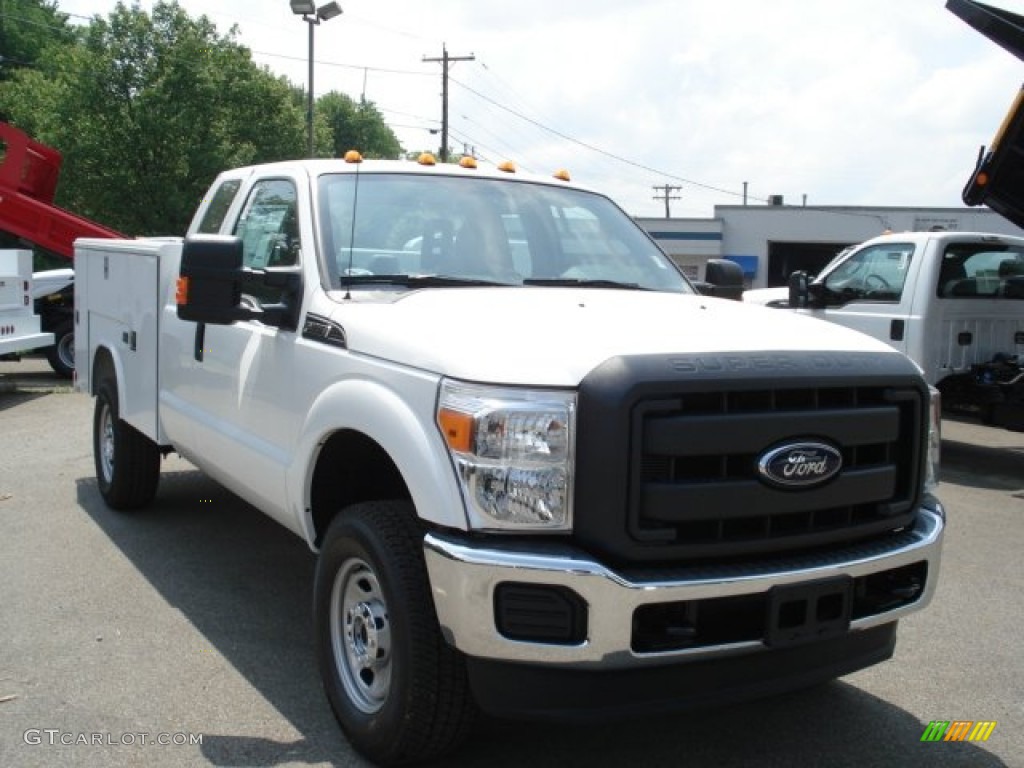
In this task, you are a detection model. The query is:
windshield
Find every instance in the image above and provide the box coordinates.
[317,173,691,293]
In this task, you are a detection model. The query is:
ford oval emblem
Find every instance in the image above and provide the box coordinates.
[757,441,843,489]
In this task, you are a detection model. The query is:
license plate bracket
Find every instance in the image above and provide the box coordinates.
[765,576,853,647]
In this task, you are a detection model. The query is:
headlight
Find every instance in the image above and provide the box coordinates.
[437,379,576,531]
[925,385,941,493]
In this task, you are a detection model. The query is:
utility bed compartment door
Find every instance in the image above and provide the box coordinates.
[75,239,174,443]
[0,250,53,355]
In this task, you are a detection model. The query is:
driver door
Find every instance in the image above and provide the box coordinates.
[803,242,920,355]
[177,176,306,520]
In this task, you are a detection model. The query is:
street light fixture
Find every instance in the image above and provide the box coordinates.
[290,1,343,158]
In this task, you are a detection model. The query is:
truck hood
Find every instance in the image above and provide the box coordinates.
[742,287,789,307]
[335,287,908,386]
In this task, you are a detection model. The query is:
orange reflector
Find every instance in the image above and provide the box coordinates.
[459,156,478,169]
[344,150,363,163]
[553,169,571,182]
[497,161,516,173]
[175,276,190,305]
[438,408,474,452]
[976,171,989,187]
[418,152,437,166]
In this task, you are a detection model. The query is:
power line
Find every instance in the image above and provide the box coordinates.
[450,74,763,203]
[251,48,431,77]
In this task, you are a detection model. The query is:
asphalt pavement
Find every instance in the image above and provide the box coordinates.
[0,356,1021,767]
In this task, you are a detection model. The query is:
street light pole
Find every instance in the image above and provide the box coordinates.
[290,1,343,159]
[307,17,315,158]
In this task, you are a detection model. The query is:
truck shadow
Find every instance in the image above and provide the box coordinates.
[0,390,49,411]
[76,470,1006,768]
[941,439,1024,492]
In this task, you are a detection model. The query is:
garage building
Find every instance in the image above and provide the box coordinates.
[637,204,1024,289]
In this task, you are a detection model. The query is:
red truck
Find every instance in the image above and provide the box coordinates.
[0,122,125,375]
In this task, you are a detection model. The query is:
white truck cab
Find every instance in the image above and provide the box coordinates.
[745,231,1024,428]
[75,155,944,765]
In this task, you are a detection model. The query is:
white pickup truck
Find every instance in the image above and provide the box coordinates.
[75,154,944,765]
[745,231,1024,429]
[0,249,54,359]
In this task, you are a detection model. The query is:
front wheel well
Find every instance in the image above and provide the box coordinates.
[91,346,115,395]
[310,429,411,547]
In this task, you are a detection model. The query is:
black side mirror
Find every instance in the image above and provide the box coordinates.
[177,235,246,325]
[177,235,303,330]
[788,270,810,308]
[702,259,744,300]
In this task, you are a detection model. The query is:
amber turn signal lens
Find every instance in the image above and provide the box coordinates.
[175,276,189,305]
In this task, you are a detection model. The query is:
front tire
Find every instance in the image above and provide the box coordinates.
[314,501,476,766]
[93,377,160,510]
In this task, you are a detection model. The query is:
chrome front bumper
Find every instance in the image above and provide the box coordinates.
[423,502,944,670]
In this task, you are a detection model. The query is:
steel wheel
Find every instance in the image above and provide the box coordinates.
[98,397,116,484]
[330,557,392,714]
[56,330,75,371]
[46,322,75,377]
[92,375,160,510]
[314,502,476,765]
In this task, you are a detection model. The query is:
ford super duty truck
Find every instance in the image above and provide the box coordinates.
[75,153,945,766]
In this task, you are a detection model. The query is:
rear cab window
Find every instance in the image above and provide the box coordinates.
[196,179,242,234]
[936,243,1024,298]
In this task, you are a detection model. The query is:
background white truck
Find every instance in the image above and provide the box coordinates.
[0,250,53,359]
[745,230,1024,430]
[75,154,944,766]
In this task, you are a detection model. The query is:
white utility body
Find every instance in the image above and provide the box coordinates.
[75,156,945,766]
[0,250,53,358]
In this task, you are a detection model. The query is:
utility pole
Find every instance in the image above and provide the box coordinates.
[423,44,474,162]
[652,184,682,218]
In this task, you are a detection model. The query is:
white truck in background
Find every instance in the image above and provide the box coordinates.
[744,230,1024,429]
[0,250,54,360]
[75,154,944,766]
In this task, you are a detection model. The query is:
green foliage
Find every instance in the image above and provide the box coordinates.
[317,90,402,160]
[0,1,306,235]
[0,0,75,84]
[0,1,405,236]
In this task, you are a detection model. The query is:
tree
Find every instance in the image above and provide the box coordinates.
[0,1,306,235]
[0,0,75,83]
[317,91,402,160]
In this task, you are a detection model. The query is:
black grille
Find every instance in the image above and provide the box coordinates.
[573,352,928,564]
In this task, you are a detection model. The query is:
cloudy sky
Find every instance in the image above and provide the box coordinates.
[51,0,1024,218]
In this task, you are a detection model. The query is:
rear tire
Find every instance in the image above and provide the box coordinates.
[93,376,160,510]
[45,321,74,378]
[314,501,476,766]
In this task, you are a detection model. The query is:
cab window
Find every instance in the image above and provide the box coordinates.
[937,244,1024,299]
[823,243,913,302]
[233,180,301,269]
[196,179,242,234]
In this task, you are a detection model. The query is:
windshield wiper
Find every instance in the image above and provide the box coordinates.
[523,277,647,290]
[340,273,509,288]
